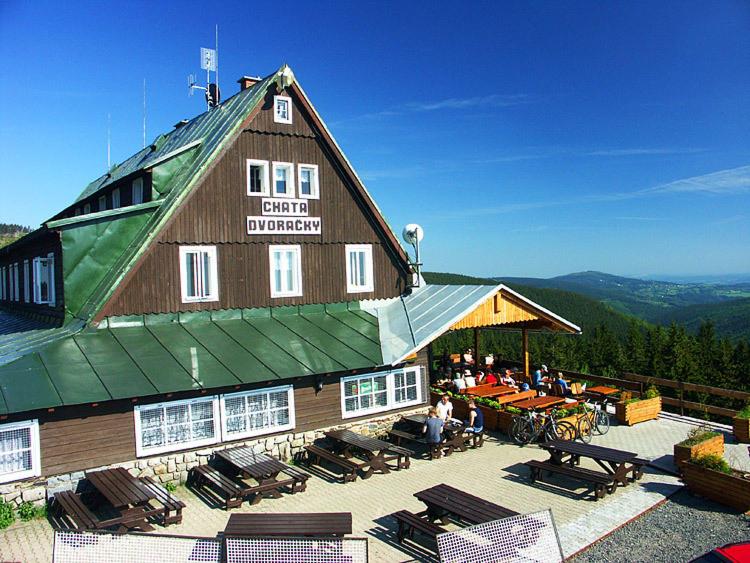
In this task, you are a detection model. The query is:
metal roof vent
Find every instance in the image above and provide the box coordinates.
[174,119,189,129]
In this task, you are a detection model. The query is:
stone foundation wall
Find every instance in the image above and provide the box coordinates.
[0,406,427,507]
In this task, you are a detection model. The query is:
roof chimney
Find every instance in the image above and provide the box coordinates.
[238,75,261,91]
[173,119,189,129]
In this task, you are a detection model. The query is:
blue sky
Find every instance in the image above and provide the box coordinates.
[1,1,748,278]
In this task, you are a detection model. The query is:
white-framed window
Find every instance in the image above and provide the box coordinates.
[269,245,302,298]
[0,420,41,484]
[340,367,423,419]
[98,195,107,211]
[83,203,91,214]
[297,164,319,199]
[345,244,374,293]
[272,162,295,198]
[246,159,270,196]
[274,95,292,124]
[220,385,295,441]
[33,255,55,306]
[134,397,220,457]
[179,246,219,303]
[132,177,144,204]
[74,207,82,216]
[23,260,30,303]
[11,263,19,302]
[112,188,121,208]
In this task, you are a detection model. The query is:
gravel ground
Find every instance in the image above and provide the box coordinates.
[570,488,749,563]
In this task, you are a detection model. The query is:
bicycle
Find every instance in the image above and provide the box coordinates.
[576,400,611,443]
[510,410,577,445]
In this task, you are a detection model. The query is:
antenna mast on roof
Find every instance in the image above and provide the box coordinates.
[107,113,111,170]
[143,79,147,148]
[188,25,221,110]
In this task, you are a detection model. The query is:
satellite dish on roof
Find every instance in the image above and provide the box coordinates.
[402,224,424,289]
[402,224,424,245]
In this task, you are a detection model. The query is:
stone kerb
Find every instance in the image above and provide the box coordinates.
[0,406,427,507]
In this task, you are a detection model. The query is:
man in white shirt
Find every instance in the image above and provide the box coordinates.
[463,369,477,388]
[436,394,453,421]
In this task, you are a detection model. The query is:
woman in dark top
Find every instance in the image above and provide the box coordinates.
[464,400,484,434]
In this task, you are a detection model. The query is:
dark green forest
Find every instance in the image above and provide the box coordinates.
[424,271,750,417]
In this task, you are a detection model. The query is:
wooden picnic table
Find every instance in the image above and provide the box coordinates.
[401,414,471,456]
[215,446,298,504]
[414,483,518,525]
[86,467,163,531]
[224,512,353,537]
[511,396,566,411]
[587,386,619,396]
[466,386,517,398]
[325,429,394,478]
[540,440,641,488]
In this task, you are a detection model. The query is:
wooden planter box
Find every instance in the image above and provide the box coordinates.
[674,434,724,468]
[477,405,499,431]
[615,397,661,426]
[451,398,470,420]
[430,390,442,405]
[683,462,750,514]
[497,410,515,433]
[733,417,750,443]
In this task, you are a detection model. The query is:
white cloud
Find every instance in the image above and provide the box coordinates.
[641,165,750,196]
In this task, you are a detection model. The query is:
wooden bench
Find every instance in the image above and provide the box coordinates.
[388,428,424,447]
[631,457,650,480]
[303,445,361,483]
[140,476,185,525]
[526,459,615,500]
[391,510,447,544]
[281,464,311,493]
[495,389,537,405]
[462,431,484,449]
[189,465,245,510]
[384,445,414,469]
[52,490,101,530]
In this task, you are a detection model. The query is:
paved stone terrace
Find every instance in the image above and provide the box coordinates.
[0,412,746,562]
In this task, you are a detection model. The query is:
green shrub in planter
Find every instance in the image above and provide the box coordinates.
[691,453,731,475]
[737,404,750,420]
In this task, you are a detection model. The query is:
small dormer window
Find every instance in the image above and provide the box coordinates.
[83,203,91,214]
[274,95,292,124]
[132,177,144,204]
[112,188,121,208]
[98,195,107,211]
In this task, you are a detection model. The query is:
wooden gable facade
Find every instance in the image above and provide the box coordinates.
[99,84,411,318]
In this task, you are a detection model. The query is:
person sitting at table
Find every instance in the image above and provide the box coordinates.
[453,373,467,392]
[520,382,530,392]
[475,370,485,384]
[463,369,477,388]
[423,407,445,446]
[484,370,498,385]
[532,368,546,391]
[463,400,484,434]
[436,394,453,421]
[500,369,516,387]
[556,372,572,396]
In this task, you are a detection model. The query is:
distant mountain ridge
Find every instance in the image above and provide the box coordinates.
[493,270,750,340]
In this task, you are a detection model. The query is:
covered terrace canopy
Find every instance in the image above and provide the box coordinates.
[368,284,581,375]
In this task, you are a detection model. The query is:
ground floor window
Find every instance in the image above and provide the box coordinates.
[220,385,295,441]
[134,397,220,456]
[0,420,40,483]
[340,367,423,418]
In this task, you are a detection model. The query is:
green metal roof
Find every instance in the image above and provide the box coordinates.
[0,304,382,416]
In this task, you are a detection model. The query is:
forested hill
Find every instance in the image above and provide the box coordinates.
[423,271,641,338]
[497,270,750,340]
[0,224,32,249]
[656,297,750,342]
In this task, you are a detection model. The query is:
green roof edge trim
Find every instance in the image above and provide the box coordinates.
[46,201,162,229]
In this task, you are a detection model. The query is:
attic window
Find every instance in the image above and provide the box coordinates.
[98,195,107,211]
[112,188,121,208]
[132,178,144,205]
[274,95,292,124]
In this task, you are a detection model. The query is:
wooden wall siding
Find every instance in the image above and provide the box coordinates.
[39,402,135,476]
[0,231,64,322]
[103,240,405,315]
[247,88,317,137]
[450,292,538,331]
[30,368,428,477]
[100,86,408,316]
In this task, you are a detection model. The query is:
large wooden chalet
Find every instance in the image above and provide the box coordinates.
[0,65,579,498]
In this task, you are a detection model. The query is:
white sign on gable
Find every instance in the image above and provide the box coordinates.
[260,198,309,217]
[247,217,321,235]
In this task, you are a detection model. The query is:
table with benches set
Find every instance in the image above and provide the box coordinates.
[391,483,518,546]
[51,467,185,531]
[526,440,649,500]
[303,429,413,483]
[388,414,483,460]
[189,446,310,510]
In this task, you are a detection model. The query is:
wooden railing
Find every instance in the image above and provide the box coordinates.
[456,359,749,420]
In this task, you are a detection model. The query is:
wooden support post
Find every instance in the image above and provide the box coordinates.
[427,342,434,383]
[522,328,529,377]
[474,328,480,372]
